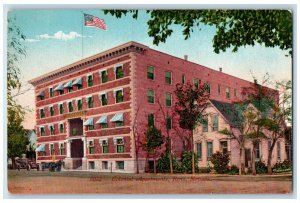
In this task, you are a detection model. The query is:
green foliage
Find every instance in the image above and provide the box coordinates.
[255,160,268,174]
[228,165,239,175]
[198,167,211,173]
[218,128,231,135]
[104,10,292,56]
[181,151,199,173]
[210,151,230,174]
[156,153,178,173]
[272,160,292,173]
[143,126,164,153]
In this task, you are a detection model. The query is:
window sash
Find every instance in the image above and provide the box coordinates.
[101,71,108,83]
[49,88,54,97]
[218,84,221,94]
[115,121,124,127]
[205,83,210,93]
[202,118,208,132]
[59,104,64,114]
[147,66,154,80]
[226,88,230,98]
[40,128,45,136]
[194,79,199,88]
[147,90,154,103]
[182,74,185,84]
[116,161,124,170]
[116,91,123,103]
[101,94,108,106]
[165,72,171,84]
[148,114,154,127]
[116,66,124,79]
[88,97,94,108]
[117,145,124,153]
[166,117,172,130]
[40,109,45,118]
[68,102,73,112]
[59,90,64,95]
[102,146,108,153]
[197,143,202,159]
[101,123,108,128]
[59,124,64,134]
[89,146,95,154]
[277,142,281,160]
[60,148,65,155]
[77,100,83,111]
[87,75,93,87]
[50,127,54,135]
[207,142,213,159]
[88,125,94,130]
[50,107,54,116]
[212,116,219,131]
[256,143,260,159]
[165,93,171,106]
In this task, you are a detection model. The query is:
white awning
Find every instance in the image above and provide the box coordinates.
[83,118,94,126]
[96,115,107,124]
[35,144,45,152]
[63,80,73,88]
[110,113,123,122]
[72,78,82,86]
[37,91,45,97]
[54,83,64,91]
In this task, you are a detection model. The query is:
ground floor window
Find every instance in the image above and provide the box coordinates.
[116,161,124,170]
[89,161,95,170]
[207,142,213,160]
[59,143,65,155]
[88,140,95,154]
[255,142,260,160]
[277,142,281,161]
[102,161,108,170]
[220,141,228,154]
[196,143,202,160]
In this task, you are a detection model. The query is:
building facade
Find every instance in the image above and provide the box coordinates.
[29,41,282,173]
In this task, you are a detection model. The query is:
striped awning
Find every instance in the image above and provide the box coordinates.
[72,78,82,86]
[83,118,94,126]
[96,115,107,124]
[54,83,64,91]
[63,80,73,88]
[35,144,45,152]
[110,113,123,122]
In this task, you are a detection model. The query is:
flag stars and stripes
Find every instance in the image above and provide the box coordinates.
[84,13,107,30]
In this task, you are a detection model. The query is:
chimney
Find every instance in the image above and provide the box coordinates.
[184,55,188,60]
[219,67,222,72]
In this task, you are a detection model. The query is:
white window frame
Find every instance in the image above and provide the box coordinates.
[114,64,124,79]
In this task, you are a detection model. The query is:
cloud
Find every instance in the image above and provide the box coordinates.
[25,31,92,42]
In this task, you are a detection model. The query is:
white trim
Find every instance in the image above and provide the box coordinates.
[99,138,109,146]
[99,69,108,79]
[86,74,93,79]
[49,143,54,150]
[58,142,65,148]
[113,63,123,73]
[113,88,124,97]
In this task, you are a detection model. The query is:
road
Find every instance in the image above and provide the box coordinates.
[7,170,293,194]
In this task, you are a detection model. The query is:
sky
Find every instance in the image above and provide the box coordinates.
[8,9,292,129]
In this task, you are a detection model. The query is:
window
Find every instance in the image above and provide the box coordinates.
[147,66,154,80]
[115,120,124,127]
[202,117,208,132]
[40,127,45,136]
[220,141,228,154]
[226,87,230,99]
[115,90,123,103]
[165,92,172,107]
[102,161,108,170]
[115,65,124,79]
[234,88,237,97]
[255,142,260,160]
[77,99,82,111]
[50,144,55,155]
[205,83,211,93]
[166,116,172,130]
[218,84,221,94]
[87,75,93,87]
[268,140,272,151]
[77,84,82,90]
[99,93,107,106]
[194,79,199,89]
[72,128,77,135]
[147,89,154,104]
[59,143,65,155]
[68,101,73,112]
[59,90,64,95]
[38,95,45,101]
[207,142,213,160]
[277,142,281,161]
[165,71,172,84]
[148,114,154,127]
[88,140,94,154]
[101,122,108,128]
[196,143,202,160]
[182,74,186,84]
[40,108,45,118]
[88,125,94,131]
[116,161,125,170]
[49,88,54,97]
[101,140,108,153]
[49,106,54,117]
[89,161,95,170]
[101,70,108,83]
[59,103,64,114]
[116,138,124,153]
[49,125,55,135]
[59,123,64,134]
[68,86,73,93]
[88,96,94,108]
[212,115,219,131]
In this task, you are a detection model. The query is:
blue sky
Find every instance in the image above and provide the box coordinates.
[8,9,292,129]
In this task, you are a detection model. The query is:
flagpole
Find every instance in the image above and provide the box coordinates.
[81,10,84,59]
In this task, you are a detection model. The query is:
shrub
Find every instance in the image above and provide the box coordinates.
[181,151,199,173]
[198,167,211,173]
[210,151,230,174]
[255,160,267,174]
[228,165,239,175]
[156,153,178,173]
[272,159,292,173]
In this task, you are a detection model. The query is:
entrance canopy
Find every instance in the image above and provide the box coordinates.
[35,144,45,152]
[83,118,94,126]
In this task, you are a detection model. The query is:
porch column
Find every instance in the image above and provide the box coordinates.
[82,137,86,158]
[66,140,71,158]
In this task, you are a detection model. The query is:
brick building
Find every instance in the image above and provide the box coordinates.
[29,41,283,173]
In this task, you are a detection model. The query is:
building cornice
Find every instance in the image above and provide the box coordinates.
[28,41,148,86]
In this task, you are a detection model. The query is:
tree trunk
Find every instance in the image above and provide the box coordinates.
[252,146,256,176]
[267,144,276,175]
[191,130,195,174]
[239,147,243,176]
[135,149,139,174]
[144,153,149,173]
[170,153,173,174]
[154,158,157,175]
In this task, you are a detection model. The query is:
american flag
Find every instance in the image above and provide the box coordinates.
[84,13,107,30]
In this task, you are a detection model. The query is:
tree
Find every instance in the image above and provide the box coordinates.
[104,10,292,56]
[143,126,164,174]
[174,81,210,174]
[7,17,28,159]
